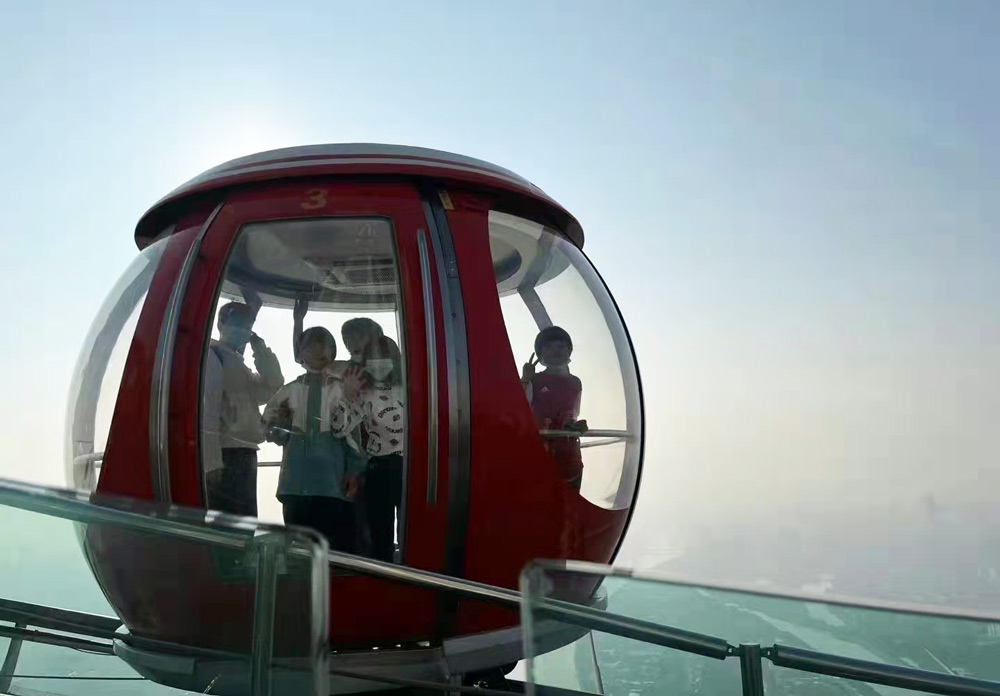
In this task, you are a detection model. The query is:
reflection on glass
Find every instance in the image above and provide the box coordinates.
[3,641,177,696]
[64,235,170,493]
[202,217,406,562]
[488,211,642,510]
[522,562,1000,696]
[0,479,329,695]
[527,632,607,695]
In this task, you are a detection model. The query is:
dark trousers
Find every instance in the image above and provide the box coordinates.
[364,454,403,562]
[283,496,358,554]
[567,474,582,491]
[207,448,258,516]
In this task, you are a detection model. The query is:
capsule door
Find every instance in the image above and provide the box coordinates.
[168,181,449,646]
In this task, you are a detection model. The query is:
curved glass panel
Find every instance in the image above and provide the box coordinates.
[489,211,643,510]
[201,217,407,562]
[522,562,1000,696]
[64,236,170,493]
[0,478,329,695]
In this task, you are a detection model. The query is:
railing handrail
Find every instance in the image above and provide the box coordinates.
[324,548,522,607]
[530,596,732,660]
[538,429,633,439]
[0,598,120,638]
[0,478,277,549]
[72,452,104,466]
[768,644,1000,696]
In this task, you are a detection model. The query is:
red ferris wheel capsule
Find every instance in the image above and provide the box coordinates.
[65,144,644,679]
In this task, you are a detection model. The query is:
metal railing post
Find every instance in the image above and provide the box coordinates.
[0,622,25,694]
[250,535,281,696]
[588,630,606,695]
[739,644,766,696]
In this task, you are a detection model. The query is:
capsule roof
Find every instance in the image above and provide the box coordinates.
[135,143,582,247]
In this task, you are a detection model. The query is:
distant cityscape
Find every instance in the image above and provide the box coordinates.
[630,498,1000,616]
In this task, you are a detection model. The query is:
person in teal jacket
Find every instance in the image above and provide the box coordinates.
[262,326,366,552]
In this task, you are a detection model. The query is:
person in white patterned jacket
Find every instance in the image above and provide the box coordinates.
[333,335,405,562]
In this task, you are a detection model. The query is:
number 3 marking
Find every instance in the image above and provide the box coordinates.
[301,188,328,210]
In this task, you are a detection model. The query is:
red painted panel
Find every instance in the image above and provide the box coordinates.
[443,189,629,635]
[98,227,198,500]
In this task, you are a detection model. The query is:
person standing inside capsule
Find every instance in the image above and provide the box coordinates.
[292,300,383,372]
[335,336,405,562]
[522,326,587,490]
[341,317,385,366]
[202,301,284,516]
[523,326,588,561]
[263,327,367,552]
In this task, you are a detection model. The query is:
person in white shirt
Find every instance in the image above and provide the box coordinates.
[263,326,367,552]
[336,336,405,562]
[201,302,283,516]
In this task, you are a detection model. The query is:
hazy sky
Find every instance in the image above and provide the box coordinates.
[1,1,997,576]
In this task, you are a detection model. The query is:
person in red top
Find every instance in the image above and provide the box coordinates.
[522,326,588,490]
